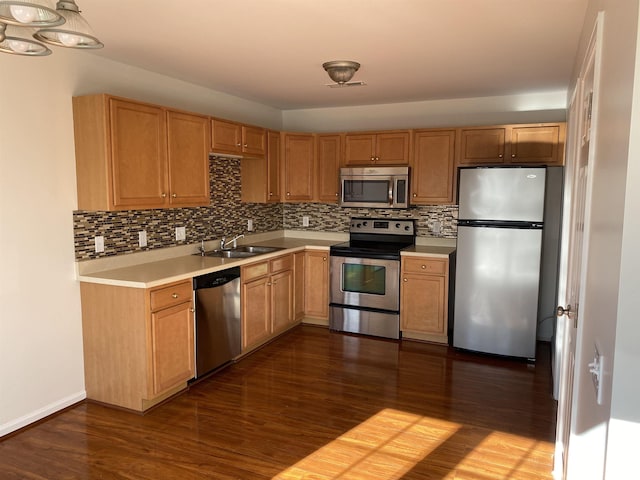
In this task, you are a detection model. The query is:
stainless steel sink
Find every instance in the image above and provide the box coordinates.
[197,245,284,258]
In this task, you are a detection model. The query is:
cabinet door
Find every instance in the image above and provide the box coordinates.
[242,277,271,351]
[509,125,563,165]
[294,251,305,321]
[344,134,376,165]
[211,118,242,154]
[376,132,410,164]
[400,273,446,335]
[458,128,506,165]
[411,130,456,204]
[304,251,329,319]
[316,134,341,202]
[283,133,315,202]
[267,130,281,202]
[271,270,294,334]
[109,98,168,209]
[242,125,266,158]
[150,301,195,395]
[166,110,211,207]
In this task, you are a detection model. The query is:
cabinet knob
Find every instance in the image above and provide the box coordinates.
[498,154,503,158]
[511,154,516,158]
[189,308,194,313]
[412,193,417,197]
[172,293,179,298]
[323,257,327,261]
[172,193,177,198]
[244,143,248,147]
[161,193,167,198]
[370,156,375,162]
[421,265,426,269]
[375,156,380,162]
[403,278,408,282]
[236,143,241,147]
[269,192,273,196]
[286,192,290,196]
[335,193,339,197]
[267,282,272,286]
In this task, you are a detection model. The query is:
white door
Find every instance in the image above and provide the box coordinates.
[554,15,601,479]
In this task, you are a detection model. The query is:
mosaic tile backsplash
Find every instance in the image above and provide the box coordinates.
[74,157,458,260]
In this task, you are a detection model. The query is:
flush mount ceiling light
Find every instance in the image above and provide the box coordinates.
[323,60,366,88]
[0,0,101,56]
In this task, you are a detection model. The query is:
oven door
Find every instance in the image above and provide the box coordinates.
[330,256,400,311]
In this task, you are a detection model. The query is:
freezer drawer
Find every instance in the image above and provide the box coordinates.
[453,225,542,359]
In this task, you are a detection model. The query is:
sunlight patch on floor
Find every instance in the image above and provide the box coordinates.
[273,408,555,479]
[273,408,460,479]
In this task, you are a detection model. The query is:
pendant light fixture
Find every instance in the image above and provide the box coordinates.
[0,0,64,27]
[0,23,51,55]
[0,0,101,56]
[34,0,102,49]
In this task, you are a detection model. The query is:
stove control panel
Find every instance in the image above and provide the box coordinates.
[350,218,415,235]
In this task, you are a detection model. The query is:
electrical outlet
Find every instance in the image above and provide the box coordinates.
[138,230,147,248]
[302,216,310,227]
[432,220,441,234]
[175,226,186,241]
[94,236,104,253]
[247,219,254,231]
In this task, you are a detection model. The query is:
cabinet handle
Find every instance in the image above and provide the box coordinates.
[269,192,273,196]
[172,293,179,298]
[421,265,426,269]
[236,142,241,147]
[161,193,167,198]
[335,192,339,197]
[403,278,408,282]
[172,193,177,198]
[370,156,375,162]
[286,192,291,196]
[412,193,417,198]
[375,156,380,162]
[267,282,272,286]
[244,143,248,147]
[189,308,194,313]
[511,154,516,158]
[323,257,327,261]
[498,154,503,158]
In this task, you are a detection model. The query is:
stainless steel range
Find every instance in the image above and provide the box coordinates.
[329,217,416,339]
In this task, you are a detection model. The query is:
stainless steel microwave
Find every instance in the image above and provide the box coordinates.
[340,166,410,208]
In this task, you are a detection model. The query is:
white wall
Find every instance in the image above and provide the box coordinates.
[0,50,281,436]
[605,8,640,477]
[283,91,567,132]
[564,1,640,478]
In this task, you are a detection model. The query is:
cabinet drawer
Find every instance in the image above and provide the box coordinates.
[150,280,193,311]
[242,261,269,282]
[402,257,447,275]
[270,254,293,273]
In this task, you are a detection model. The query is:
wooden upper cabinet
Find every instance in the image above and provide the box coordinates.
[344,131,410,166]
[108,98,168,209]
[267,130,281,202]
[411,130,456,204]
[211,118,265,158]
[72,94,210,211]
[283,132,315,202]
[166,110,211,207]
[458,123,566,166]
[509,124,565,165]
[316,134,341,202]
[458,127,506,165]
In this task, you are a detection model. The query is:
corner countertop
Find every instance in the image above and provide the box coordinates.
[77,231,456,289]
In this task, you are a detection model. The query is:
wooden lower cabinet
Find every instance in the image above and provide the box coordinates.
[400,255,449,344]
[304,250,329,322]
[241,254,296,353]
[80,279,195,412]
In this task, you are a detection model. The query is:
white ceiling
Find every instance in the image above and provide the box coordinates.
[79,0,588,110]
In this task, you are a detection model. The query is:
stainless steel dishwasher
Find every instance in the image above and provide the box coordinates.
[193,267,241,378]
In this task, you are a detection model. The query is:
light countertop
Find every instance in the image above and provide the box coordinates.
[77,231,455,289]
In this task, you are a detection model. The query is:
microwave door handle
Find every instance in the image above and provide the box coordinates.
[388,182,393,205]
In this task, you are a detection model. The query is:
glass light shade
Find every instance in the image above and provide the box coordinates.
[0,25,50,55]
[34,2,102,48]
[0,0,63,27]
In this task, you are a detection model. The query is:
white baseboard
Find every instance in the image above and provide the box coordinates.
[0,391,86,437]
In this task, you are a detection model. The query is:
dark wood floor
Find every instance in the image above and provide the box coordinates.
[0,326,557,479]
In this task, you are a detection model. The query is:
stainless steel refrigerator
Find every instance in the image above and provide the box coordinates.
[453,166,560,360]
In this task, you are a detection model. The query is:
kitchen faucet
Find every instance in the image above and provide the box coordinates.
[220,234,245,250]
